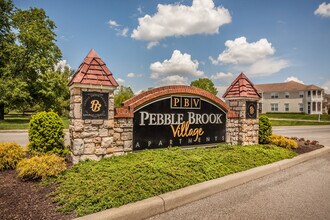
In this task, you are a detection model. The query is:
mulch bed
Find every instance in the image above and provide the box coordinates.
[290,137,324,154]
[0,139,324,220]
[0,170,76,220]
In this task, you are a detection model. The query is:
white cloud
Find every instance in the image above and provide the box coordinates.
[147,41,159,49]
[54,60,71,72]
[284,76,304,84]
[210,36,289,76]
[210,37,275,65]
[108,20,120,27]
[150,50,204,80]
[157,75,188,86]
[315,2,330,17]
[116,78,125,84]
[322,80,330,93]
[131,0,231,43]
[245,58,289,76]
[137,6,143,14]
[211,72,233,80]
[117,27,129,37]
[108,19,129,37]
[127,72,143,78]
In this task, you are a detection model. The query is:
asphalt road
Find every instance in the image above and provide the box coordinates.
[273,125,330,145]
[0,130,70,147]
[148,152,330,220]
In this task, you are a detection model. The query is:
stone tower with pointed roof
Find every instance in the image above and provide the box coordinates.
[223,73,261,145]
[69,49,120,163]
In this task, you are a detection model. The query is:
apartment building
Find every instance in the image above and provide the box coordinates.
[255,81,324,114]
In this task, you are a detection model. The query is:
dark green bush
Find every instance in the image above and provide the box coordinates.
[259,115,272,144]
[0,142,25,170]
[16,154,67,180]
[28,111,66,155]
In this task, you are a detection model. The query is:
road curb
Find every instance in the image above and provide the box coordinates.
[74,146,330,220]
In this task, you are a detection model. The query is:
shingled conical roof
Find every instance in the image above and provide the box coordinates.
[69,49,119,87]
[223,73,261,99]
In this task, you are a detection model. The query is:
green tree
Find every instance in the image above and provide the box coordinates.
[0,0,15,119]
[190,78,218,95]
[37,67,72,116]
[0,2,62,119]
[114,86,134,108]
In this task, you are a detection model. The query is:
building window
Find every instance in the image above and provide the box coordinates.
[299,91,304,98]
[308,91,311,97]
[271,103,278,112]
[317,102,321,112]
[285,103,289,112]
[285,92,290,98]
[313,90,316,97]
[271,92,279,99]
[299,103,304,112]
[312,102,316,111]
[317,90,322,98]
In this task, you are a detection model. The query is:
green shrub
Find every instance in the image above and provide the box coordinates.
[259,115,272,144]
[0,142,25,170]
[28,111,66,155]
[16,154,66,180]
[270,134,298,149]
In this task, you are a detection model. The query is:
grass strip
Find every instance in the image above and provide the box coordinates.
[52,145,296,216]
[263,113,330,121]
[271,120,330,126]
[0,115,69,130]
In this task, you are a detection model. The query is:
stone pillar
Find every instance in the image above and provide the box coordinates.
[69,85,116,163]
[223,73,261,145]
[226,98,259,145]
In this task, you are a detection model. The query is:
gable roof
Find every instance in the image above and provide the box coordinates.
[255,81,323,92]
[223,73,261,99]
[69,49,119,87]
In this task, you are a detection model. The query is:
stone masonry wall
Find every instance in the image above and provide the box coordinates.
[69,86,133,163]
[225,99,259,145]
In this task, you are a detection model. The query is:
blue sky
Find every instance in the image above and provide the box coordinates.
[14,0,330,96]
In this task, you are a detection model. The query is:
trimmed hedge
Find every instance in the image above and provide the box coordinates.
[16,154,66,180]
[28,111,66,155]
[0,142,25,170]
[259,115,272,144]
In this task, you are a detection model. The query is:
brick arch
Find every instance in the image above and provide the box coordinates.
[114,85,237,118]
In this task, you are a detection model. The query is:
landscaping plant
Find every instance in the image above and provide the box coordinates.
[270,134,298,149]
[259,115,272,144]
[16,154,66,180]
[28,111,68,155]
[52,145,296,216]
[0,142,25,170]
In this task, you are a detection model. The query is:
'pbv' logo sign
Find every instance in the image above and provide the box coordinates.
[171,96,201,109]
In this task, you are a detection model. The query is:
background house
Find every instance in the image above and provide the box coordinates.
[255,81,324,114]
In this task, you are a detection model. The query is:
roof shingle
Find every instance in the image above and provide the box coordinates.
[255,81,323,92]
[223,73,261,99]
[69,49,119,87]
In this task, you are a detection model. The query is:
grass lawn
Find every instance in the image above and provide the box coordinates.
[270,120,330,126]
[0,115,69,130]
[263,113,330,121]
[52,145,296,216]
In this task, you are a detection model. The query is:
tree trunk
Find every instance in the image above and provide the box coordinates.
[0,103,4,120]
